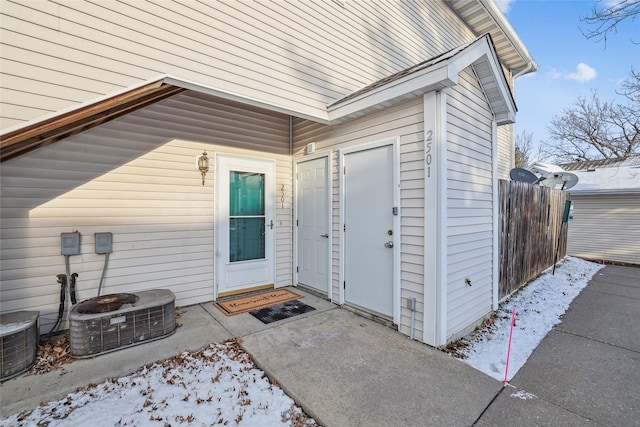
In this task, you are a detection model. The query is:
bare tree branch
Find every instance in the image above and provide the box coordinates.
[515,130,533,167]
[543,78,640,162]
[581,0,640,45]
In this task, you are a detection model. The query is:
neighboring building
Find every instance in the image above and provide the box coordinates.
[0,0,537,346]
[562,156,640,266]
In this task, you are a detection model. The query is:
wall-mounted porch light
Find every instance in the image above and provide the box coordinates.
[197,150,209,185]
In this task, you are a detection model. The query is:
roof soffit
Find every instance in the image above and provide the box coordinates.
[446,0,537,76]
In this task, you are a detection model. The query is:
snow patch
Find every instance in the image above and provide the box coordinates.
[511,390,537,400]
[457,257,604,381]
[1,340,316,426]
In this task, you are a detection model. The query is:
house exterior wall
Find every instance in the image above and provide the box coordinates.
[445,68,496,340]
[1,0,523,345]
[0,91,292,333]
[1,0,475,130]
[567,194,640,265]
[496,124,514,179]
[293,97,427,341]
[293,67,498,343]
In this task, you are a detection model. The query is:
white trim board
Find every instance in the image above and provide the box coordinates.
[423,91,448,347]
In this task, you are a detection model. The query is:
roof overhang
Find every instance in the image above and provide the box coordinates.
[0,75,331,162]
[0,79,186,162]
[447,0,538,77]
[328,34,517,125]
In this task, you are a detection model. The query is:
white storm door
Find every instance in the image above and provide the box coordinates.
[297,156,330,294]
[344,144,395,317]
[216,155,275,295]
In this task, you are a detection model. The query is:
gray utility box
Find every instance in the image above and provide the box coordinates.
[95,232,113,254]
[61,232,81,255]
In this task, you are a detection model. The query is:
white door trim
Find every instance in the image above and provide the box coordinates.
[293,150,333,298]
[214,153,276,298]
[338,137,400,325]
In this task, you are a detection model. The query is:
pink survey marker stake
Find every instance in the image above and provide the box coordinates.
[504,308,517,385]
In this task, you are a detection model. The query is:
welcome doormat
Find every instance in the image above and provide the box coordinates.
[249,300,316,324]
[214,289,303,316]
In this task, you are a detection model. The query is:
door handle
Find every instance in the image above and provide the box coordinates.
[385,241,394,248]
[320,233,329,238]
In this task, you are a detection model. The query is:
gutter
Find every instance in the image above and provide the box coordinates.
[479,0,538,78]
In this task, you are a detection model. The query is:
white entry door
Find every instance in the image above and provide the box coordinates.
[343,143,396,318]
[296,156,330,294]
[216,155,275,296]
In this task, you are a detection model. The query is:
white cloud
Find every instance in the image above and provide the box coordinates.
[546,63,597,83]
[603,0,625,10]
[565,63,597,83]
[495,0,515,13]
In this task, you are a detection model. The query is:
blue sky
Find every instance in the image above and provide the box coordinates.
[497,0,639,156]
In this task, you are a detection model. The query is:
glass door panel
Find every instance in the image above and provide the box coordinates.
[229,171,265,262]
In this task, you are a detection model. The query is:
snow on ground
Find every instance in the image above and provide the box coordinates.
[1,339,316,427]
[457,256,604,382]
[1,256,604,426]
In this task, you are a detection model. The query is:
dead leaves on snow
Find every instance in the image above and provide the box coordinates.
[440,313,499,359]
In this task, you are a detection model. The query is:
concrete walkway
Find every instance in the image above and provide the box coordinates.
[1,265,638,426]
[476,265,640,426]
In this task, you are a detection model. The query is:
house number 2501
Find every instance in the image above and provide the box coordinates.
[425,129,433,178]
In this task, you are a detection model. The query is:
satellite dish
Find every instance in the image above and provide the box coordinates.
[541,172,579,190]
[510,167,538,183]
[560,172,579,190]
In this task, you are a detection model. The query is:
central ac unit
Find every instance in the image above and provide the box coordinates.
[69,289,175,358]
[1,311,39,381]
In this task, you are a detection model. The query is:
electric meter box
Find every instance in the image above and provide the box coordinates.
[95,232,113,254]
[61,232,81,255]
[562,200,574,223]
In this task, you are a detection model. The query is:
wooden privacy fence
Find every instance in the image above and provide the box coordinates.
[499,180,568,298]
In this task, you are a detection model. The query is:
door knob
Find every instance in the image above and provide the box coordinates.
[384,241,394,248]
[320,233,329,238]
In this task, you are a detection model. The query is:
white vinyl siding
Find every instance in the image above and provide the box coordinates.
[567,195,640,265]
[293,97,426,340]
[445,68,495,340]
[0,91,291,333]
[497,124,514,179]
[1,0,474,129]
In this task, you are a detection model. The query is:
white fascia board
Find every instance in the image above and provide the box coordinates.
[163,75,330,124]
[327,64,455,121]
[452,41,517,124]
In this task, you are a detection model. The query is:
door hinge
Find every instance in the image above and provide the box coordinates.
[343,281,346,289]
[297,219,299,226]
[296,266,299,273]
[343,224,346,232]
[343,166,346,174]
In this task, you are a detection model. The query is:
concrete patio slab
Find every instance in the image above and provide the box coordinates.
[202,289,336,338]
[476,385,600,426]
[557,290,640,351]
[241,308,502,427]
[510,329,640,427]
